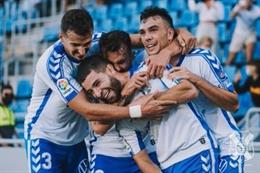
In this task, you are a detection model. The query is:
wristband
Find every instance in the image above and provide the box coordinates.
[129,105,142,118]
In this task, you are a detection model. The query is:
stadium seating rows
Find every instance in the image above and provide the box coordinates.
[1,0,260,138]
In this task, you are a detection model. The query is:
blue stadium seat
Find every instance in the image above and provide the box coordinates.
[13,100,30,113]
[124,1,138,18]
[109,3,123,19]
[257,0,260,5]
[113,17,128,31]
[256,19,260,38]
[221,0,238,5]
[155,0,168,9]
[5,18,13,33]
[93,5,108,21]
[42,25,59,42]
[253,41,260,60]
[224,65,236,81]
[169,11,178,26]
[168,0,187,11]
[100,18,113,32]
[16,80,32,98]
[234,92,254,118]
[0,7,4,17]
[222,5,232,22]
[179,10,198,27]
[222,43,230,62]
[217,23,231,42]
[139,0,153,12]
[84,5,95,17]
[234,52,246,65]
[128,15,140,33]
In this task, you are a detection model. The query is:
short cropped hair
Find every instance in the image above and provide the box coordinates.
[76,55,109,84]
[99,30,132,58]
[140,6,174,29]
[61,9,93,36]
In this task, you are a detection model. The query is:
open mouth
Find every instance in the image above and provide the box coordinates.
[146,43,156,52]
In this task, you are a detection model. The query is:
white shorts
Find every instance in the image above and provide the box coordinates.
[229,31,256,52]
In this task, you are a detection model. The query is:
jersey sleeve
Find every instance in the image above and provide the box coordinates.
[197,51,235,92]
[39,51,82,104]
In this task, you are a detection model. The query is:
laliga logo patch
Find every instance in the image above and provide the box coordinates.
[57,78,73,96]
[57,79,68,91]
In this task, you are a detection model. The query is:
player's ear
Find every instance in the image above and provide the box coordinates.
[59,33,64,42]
[167,28,175,42]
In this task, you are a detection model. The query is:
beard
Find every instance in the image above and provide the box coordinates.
[99,76,122,104]
[86,76,122,104]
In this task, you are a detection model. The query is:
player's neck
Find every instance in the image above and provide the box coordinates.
[169,54,182,66]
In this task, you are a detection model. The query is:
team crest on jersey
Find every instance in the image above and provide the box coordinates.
[57,78,73,96]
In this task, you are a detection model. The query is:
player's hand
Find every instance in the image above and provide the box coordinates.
[106,64,129,85]
[146,38,183,78]
[121,71,149,97]
[176,28,197,54]
[131,93,177,118]
[168,67,200,83]
[146,49,170,79]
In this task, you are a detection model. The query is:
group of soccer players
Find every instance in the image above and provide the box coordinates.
[24,6,244,173]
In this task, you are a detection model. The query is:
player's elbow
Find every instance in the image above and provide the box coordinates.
[229,97,239,112]
[225,93,239,112]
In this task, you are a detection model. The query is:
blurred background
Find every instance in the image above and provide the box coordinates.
[0,0,259,172]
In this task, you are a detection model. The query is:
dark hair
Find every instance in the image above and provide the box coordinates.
[76,54,109,84]
[61,9,93,36]
[1,83,13,93]
[140,6,174,28]
[99,30,132,58]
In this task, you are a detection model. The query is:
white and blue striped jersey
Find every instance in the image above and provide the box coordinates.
[89,51,156,158]
[179,48,242,157]
[24,32,103,146]
[136,63,216,170]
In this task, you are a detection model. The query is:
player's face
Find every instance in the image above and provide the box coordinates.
[81,70,121,104]
[60,30,92,61]
[139,16,174,55]
[107,46,132,72]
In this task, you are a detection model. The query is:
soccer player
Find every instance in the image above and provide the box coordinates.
[76,54,200,173]
[96,29,218,172]
[138,7,243,173]
[24,9,177,173]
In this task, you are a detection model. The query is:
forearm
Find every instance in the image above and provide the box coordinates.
[79,103,129,121]
[194,78,239,111]
[155,80,198,104]
[68,91,130,121]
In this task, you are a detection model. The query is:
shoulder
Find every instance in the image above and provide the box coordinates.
[186,48,220,63]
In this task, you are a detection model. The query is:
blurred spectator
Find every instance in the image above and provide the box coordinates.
[0,83,17,147]
[198,36,213,50]
[226,0,260,65]
[234,61,260,107]
[188,0,224,53]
